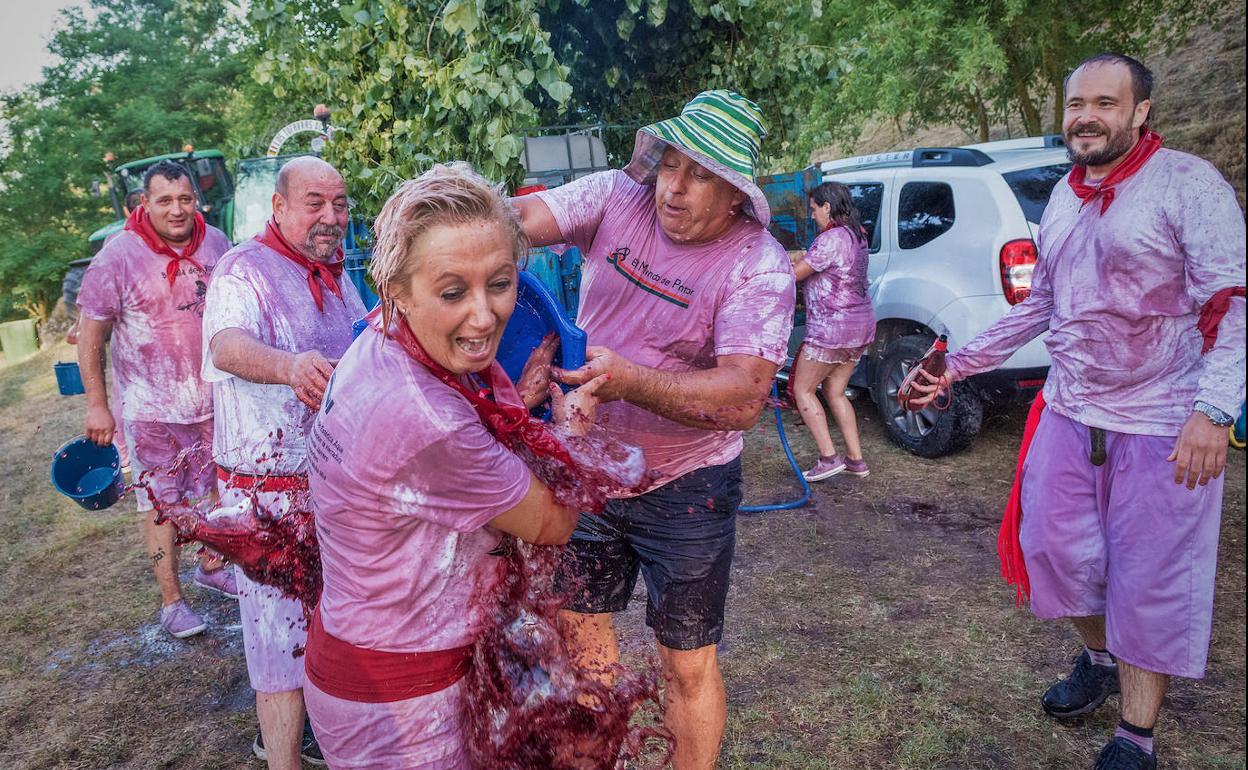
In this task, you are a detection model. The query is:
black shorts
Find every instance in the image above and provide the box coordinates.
[557,457,742,650]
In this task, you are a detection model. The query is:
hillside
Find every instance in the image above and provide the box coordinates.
[814,5,1247,207]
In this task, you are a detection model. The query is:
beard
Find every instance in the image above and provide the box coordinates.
[304,223,345,260]
[1065,120,1138,167]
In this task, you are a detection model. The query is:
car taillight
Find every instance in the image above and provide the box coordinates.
[1000,238,1037,305]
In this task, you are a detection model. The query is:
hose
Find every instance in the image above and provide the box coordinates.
[740,383,812,512]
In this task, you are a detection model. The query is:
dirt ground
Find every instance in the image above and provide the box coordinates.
[0,344,1244,769]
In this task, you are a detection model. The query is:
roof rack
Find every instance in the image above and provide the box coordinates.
[961,134,1066,152]
[820,146,993,174]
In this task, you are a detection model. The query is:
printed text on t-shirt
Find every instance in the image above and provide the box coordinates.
[606,247,695,309]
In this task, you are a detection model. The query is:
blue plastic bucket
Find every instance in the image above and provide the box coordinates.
[53,361,85,396]
[50,436,123,511]
[497,270,587,384]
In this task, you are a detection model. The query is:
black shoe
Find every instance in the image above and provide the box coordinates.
[1042,649,1119,718]
[1094,737,1157,769]
[251,720,327,766]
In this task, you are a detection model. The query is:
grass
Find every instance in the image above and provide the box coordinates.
[0,344,1243,769]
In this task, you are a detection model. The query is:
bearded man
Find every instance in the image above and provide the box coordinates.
[77,160,235,638]
[203,156,365,769]
[913,53,1245,770]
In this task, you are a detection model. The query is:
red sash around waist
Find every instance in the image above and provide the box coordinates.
[217,466,309,493]
[304,607,472,703]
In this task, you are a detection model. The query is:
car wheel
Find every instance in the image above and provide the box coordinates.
[875,334,983,457]
[62,264,88,313]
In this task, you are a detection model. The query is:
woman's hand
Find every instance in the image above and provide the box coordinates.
[550,373,611,436]
[515,333,558,410]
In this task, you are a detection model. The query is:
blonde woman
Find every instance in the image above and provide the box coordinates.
[302,164,606,769]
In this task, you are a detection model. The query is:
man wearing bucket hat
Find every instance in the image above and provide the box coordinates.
[202,156,364,769]
[513,89,795,769]
[76,160,235,640]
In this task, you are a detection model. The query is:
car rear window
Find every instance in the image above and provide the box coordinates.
[1002,163,1072,224]
[898,181,955,249]
[847,183,884,252]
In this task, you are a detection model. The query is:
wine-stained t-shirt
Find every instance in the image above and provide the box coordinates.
[77,226,230,423]
[535,170,795,488]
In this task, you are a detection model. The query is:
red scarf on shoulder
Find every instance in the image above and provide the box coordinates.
[256,218,344,313]
[1067,127,1164,215]
[124,206,206,287]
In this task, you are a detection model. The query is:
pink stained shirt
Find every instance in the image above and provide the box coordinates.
[77,226,230,423]
[202,238,365,475]
[306,329,530,653]
[945,148,1246,435]
[802,225,875,350]
[534,170,795,489]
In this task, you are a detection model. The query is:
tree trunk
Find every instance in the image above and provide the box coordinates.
[973,87,990,142]
[1003,49,1042,136]
[1051,77,1064,134]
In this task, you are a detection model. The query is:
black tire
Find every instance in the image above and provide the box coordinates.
[62,263,89,313]
[875,333,983,457]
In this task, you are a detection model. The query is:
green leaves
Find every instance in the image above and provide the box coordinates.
[247,0,576,214]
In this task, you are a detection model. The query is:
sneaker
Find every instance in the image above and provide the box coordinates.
[1094,737,1157,769]
[1042,649,1119,719]
[159,600,207,639]
[843,458,870,477]
[193,564,239,599]
[252,720,327,766]
[803,455,846,482]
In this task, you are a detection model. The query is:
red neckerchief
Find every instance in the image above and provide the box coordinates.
[1067,127,1164,215]
[1198,287,1246,353]
[124,205,206,288]
[257,218,344,313]
[374,307,580,473]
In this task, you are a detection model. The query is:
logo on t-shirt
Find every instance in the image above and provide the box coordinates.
[176,279,208,317]
[605,247,696,309]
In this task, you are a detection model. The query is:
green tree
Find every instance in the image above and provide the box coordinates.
[248,0,575,216]
[0,0,245,321]
[794,0,1222,157]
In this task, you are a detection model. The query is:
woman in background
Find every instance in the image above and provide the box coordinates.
[790,181,875,481]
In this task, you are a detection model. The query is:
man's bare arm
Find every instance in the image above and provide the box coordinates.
[557,348,777,431]
[510,195,564,248]
[209,328,335,410]
[77,316,116,445]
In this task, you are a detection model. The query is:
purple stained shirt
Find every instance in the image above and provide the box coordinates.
[77,226,230,423]
[202,239,366,474]
[307,330,526,652]
[535,170,795,488]
[946,148,1246,435]
[802,225,876,349]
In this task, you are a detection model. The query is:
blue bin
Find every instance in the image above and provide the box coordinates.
[1234,402,1246,447]
[50,436,123,511]
[344,250,379,309]
[496,270,587,384]
[53,361,85,396]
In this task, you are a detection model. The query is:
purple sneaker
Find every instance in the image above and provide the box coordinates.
[803,455,846,482]
[160,600,207,639]
[193,565,238,598]
[843,458,870,477]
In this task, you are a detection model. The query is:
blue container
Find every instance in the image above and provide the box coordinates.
[344,250,379,309]
[497,270,587,384]
[50,436,123,511]
[53,361,85,396]
[1234,402,1246,446]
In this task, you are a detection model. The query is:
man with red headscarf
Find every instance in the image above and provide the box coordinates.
[77,160,235,640]
[913,53,1244,770]
[203,155,364,769]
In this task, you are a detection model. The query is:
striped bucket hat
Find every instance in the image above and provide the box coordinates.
[623,89,771,228]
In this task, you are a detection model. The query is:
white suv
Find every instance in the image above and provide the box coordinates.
[766,136,1072,457]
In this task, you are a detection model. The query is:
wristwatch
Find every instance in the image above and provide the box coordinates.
[1193,401,1235,426]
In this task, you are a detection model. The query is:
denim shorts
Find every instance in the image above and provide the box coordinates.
[557,457,743,650]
